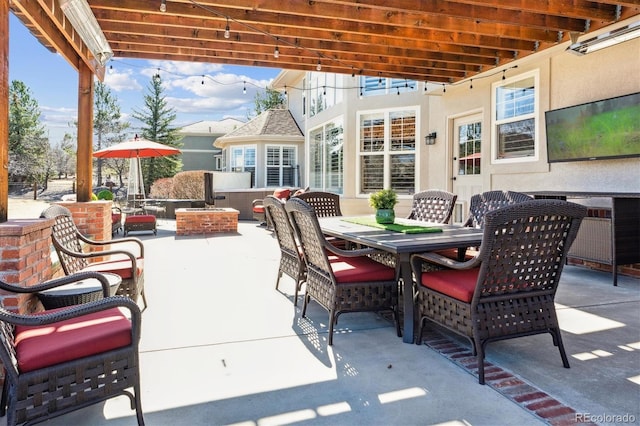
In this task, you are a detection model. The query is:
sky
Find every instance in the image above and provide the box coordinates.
[8,13,282,145]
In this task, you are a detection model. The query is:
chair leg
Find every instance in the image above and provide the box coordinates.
[0,376,7,417]
[275,270,283,290]
[394,309,401,338]
[301,294,310,317]
[328,308,337,345]
[140,289,148,312]
[134,382,145,426]
[476,341,486,385]
[552,328,571,368]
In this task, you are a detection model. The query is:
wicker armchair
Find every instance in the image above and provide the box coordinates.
[411,199,586,384]
[263,196,306,305]
[407,189,457,223]
[464,190,533,228]
[294,191,343,217]
[41,205,147,311]
[285,197,400,345]
[0,272,144,425]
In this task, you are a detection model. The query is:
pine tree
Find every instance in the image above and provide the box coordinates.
[132,75,182,194]
[252,87,285,117]
[8,80,49,188]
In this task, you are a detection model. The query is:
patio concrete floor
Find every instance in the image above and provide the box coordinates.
[4,205,640,425]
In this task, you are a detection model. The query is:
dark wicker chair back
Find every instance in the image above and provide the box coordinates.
[407,189,457,223]
[40,205,147,310]
[0,273,144,425]
[465,190,533,228]
[412,199,586,384]
[285,197,399,345]
[263,196,306,305]
[294,191,343,217]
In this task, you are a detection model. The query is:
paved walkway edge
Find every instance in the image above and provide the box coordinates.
[420,330,597,426]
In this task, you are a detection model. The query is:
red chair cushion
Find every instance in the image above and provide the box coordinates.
[420,268,479,302]
[253,205,265,213]
[273,188,291,200]
[112,213,122,223]
[331,255,396,283]
[125,215,155,224]
[14,308,132,372]
[83,258,144,280]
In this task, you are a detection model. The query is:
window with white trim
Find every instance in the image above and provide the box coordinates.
[309,118,344,194]
[358,109,416,194]
[360,76,417,96]
[492,71,539,161]
[308,72,342,117]
[266,145,298,187]
[230,145,256,186]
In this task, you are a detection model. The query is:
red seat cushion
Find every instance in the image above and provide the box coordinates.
[253,205,265,213]
[112,213,121,223]
[420,268,479,302]
[331,255,396,283]
[14,308,132,372]
[125,215,155,223]
[273,188,291,200]
[83,258,144,280]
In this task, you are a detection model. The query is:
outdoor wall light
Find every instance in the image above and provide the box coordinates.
[567,20,640,55]
[425,132,437,145]
[59,0,113,66]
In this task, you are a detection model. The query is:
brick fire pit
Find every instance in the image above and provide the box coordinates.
[175,207,240,236]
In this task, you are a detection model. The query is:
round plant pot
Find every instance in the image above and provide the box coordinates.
[375,208,395,224]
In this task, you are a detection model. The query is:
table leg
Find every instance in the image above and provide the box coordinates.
[398,253,414,343]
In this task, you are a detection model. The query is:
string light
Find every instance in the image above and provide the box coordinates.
[224,18,230,39]
[442,83,446,93]
[201,75,205,85]
[470,79,473,89]
[502,70,506,80]
[274,39,280,59]
[243,81,246,94]
[160,0,166,12]
[316,60,322,71]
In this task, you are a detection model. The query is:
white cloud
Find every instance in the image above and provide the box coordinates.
[104,69,143,92]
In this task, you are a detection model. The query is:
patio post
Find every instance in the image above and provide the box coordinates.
[76,61,94,202]
[0,1,8,222]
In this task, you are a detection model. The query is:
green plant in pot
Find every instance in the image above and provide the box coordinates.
[369,189,398,224]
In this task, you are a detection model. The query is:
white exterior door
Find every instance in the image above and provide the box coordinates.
[451,113,483,224]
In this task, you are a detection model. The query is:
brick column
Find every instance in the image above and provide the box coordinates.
[0,218,54,313]
[56,201,111,241]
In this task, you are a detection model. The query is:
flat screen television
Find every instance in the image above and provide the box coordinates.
[545,92,640,163]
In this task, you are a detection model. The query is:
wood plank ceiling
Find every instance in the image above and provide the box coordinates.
[11,0,640,84]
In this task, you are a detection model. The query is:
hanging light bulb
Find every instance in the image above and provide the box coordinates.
[201,75,205,85]
[470,79,473,90]
[442,83,446,93]
[159,0,166,12]
[316,60,322,71]
[502,70,506,80]
[284,85,287,96]
[274,43,280,59]
[224,18,230,39]
[108,64,113,74]
[243,81,247,94]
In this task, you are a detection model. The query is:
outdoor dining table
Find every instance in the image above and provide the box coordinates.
[319,216,484,343]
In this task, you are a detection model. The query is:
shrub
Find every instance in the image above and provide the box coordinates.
[96,189,114,200]
[149,178,173,199]
[170,170,206,199]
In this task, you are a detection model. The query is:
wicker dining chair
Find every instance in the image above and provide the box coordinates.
[285,197,400,345]
[41,204,147,311]
[411,199,586,384]
[263,195,306,306]
[407,189,458,224]
[294,191,343,217]
[0,271,144,425]
[464,190,533,228]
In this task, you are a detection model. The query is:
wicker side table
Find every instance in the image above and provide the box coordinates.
[37,273,122,309]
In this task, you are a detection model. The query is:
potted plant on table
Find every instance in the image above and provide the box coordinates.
[369,189,398,224]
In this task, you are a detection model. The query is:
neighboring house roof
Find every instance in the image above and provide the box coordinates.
[180,118,245,136]
[214,109,303,148]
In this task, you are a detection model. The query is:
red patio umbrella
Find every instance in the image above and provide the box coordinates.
[93,135,181,200]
